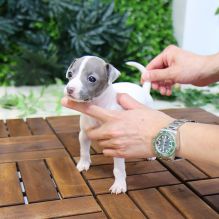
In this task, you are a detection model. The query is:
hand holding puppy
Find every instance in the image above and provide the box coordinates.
[62,93,174,158]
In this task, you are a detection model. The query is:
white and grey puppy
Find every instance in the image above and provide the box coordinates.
[64,56,153,194]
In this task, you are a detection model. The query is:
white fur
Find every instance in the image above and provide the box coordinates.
[67,59,154,194]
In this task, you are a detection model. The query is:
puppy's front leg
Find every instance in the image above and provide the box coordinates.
[77,130,91,172]
[110,158,127,194]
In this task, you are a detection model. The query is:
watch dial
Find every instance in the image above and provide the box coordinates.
[155,132,175,156]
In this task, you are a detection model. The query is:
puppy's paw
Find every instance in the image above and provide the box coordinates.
[77,159,91,172]
[109,180,127,194]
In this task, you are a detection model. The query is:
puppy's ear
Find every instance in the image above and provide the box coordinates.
[69,58,78,68]
[106,63,120,84]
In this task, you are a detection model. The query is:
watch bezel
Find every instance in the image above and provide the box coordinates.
[152,129,176,160]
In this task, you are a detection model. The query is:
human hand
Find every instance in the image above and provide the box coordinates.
[61,94,174,158]
[142,45,219,96]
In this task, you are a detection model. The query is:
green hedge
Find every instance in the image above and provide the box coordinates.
[0,0,176,85]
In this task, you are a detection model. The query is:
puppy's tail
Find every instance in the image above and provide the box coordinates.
[126,61,151,94]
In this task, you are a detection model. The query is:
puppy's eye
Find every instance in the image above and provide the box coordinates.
[67,71,73,78]
[88,75,96,83]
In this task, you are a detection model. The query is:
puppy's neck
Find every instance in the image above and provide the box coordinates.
[91,85,117,108]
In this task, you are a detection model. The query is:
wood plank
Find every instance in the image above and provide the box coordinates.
[159,184,218,218]
[129,188,184,218]
[89,171,179,195]
[189,159,219,177]
[18,160,58,203]
[204,195,219,213]
[59,212,107,219]
[26,118,53,135]
[91,142,103,154]
[97,194,145,219]
[46,157,91,198]
[74,154,144,166]
[0,197,101,219]
[0,163,24,207]
[161,108,219,125]
[6,119,31,136]
[0,135,63,154]
[0,149,68,163]
[47,115,80,133]
[83,160,166,180]
[188,178,219,196]
[0,120,8,138]
[161,159,207,181]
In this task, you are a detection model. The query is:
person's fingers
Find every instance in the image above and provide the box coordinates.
[166,87,172,96]
[151,82,159,90]
[146,52,166,70]
[103,149,124,158]
[98,139,119,149]
[61,97,114,122]
[142,67,173,82]
[117,93,146,110]
[159,86,166,95]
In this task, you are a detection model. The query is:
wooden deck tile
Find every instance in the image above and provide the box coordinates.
[61,212,107,219]
[159,184,218,218]
[83,160,166,180]
[188,178,219,196]
[161,159,208,181]
[0,120,8,138]
[204,195,219,213]
[89,171,179,195]
[26,118,53,135]
[0,134,63,154]
[0,197,101,219]
[0,163,24,207]
[6,119,32,136]
[129,188,184,218]
[18,160,58,203]
[97,194,145,219]
[47,115,80,133]
[46,157,91,198]
[189,159,219,177]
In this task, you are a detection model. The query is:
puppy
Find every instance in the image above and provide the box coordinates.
[64,56,153,194]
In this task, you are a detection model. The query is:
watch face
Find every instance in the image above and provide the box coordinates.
[153,131,176,158]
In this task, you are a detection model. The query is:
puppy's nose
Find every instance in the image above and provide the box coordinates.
[67,87,75,95]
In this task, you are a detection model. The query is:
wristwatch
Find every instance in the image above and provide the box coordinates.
[152,119,195,160]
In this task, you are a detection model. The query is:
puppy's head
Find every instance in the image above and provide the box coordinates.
[64,56,120,102]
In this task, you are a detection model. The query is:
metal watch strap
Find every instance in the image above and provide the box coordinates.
[164,119,195,150]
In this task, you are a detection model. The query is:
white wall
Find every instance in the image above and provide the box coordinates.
[173,0,219,55]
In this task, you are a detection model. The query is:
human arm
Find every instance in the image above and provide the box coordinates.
[142,45,219,96]
[61,94,219,166]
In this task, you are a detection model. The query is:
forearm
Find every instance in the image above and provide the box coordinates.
[177,122,219,165]
[205,53,219,84]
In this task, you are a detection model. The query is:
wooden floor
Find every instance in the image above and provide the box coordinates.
[0,108,218,219]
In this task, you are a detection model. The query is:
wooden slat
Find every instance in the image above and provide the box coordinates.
[0,120,8,137]
[18,160,58,203]
[188,178,219,196]
[129,188,184,218]
[204,195,219,213]
[89,171,179,195]
[83,160,166,180]
[6,119,31,136]
[0,149,68,163]
[161,159,207,181]
[0,135,63,154]
[74,154,144,166]
[162,108,219,125]
[47,115,80,133]
[91,142,103,154]
[26,118,53,135]
[0,163,24,207]
[189,159,219,177]
[0,197,101,219]
[159,184,218,218]
[46,157,91,198]
[59,212,107,219]
[97,194,145,218]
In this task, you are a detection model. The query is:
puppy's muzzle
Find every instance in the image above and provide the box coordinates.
[66,87,75,96]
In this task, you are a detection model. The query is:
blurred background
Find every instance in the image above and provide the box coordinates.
[0,0,218,119]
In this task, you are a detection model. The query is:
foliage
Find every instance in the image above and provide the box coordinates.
[152,86,219,109]
[0,0,131,85]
